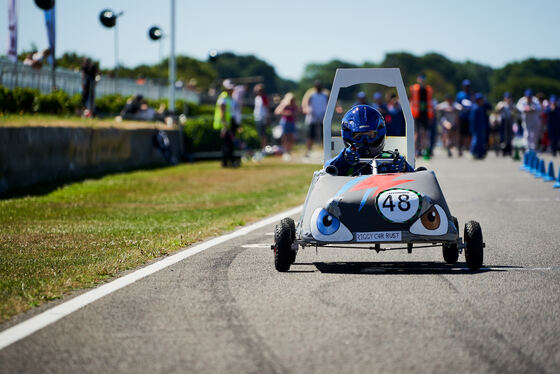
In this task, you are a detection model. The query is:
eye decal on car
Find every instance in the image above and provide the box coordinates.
[409,204,448,236]
[310,208,353,242]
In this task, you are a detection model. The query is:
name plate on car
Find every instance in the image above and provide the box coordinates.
[355,231,401,242]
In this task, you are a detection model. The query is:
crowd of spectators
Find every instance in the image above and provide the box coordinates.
[210,73,560,167]
[402,74,560,160]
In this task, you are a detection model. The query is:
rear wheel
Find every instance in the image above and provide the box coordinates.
[464,220,484,271]
[442,216,459,264]
[274,218,295,272]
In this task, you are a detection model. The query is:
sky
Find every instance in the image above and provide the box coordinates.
[1,0,560,81]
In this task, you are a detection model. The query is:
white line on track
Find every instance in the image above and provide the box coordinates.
[241,243,272,248]
[0,205,302,351]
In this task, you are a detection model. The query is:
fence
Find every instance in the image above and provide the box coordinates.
[0,59,199,104]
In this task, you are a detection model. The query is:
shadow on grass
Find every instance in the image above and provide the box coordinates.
[0,163,171,200]
[312,261,520,275]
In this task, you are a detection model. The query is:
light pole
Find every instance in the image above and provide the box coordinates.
[148,26,164,66]
[99,9,124,75]
[148,26,165,100]
[169,0,176,114]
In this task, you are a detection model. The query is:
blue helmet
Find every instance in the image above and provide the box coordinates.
[341,105,386,157]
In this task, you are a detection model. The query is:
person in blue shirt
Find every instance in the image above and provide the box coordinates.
[352,91,371,107]
[386,93,406,137]
[371,91,388,118]
[325,105,414,176]
[469,93,491,159]
[456,79,473,156]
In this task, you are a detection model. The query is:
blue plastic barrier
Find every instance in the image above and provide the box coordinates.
[554,167,560,189]
[544,161,555,182]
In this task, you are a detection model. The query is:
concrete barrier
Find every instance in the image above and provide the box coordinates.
[0,126,181,194]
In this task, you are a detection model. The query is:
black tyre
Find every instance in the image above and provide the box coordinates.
[464,220,484,271]
[442,217,459,264]
[274,219,294,272]
[282,217,297,264]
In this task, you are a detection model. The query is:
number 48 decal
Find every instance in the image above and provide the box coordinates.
[377,189,421,223]
[382,193,411,212]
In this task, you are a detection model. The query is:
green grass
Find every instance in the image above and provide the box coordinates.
[0,158,319,322]
[0,114,164,129]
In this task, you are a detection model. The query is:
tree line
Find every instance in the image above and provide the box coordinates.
[21,50,560,103]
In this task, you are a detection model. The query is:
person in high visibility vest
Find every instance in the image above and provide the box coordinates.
[409,74,434,159]
[214,79,239,167]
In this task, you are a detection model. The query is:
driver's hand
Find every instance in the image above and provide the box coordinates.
[344,146,359,164]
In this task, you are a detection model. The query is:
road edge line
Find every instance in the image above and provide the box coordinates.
[0,205,302,351]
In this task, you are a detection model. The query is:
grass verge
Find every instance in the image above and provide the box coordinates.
[0,114,169,129]
[0,158,319,323]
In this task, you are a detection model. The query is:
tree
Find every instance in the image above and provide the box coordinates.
[299,59,359,99]
[56,52,99,71]
[210,52,291,94]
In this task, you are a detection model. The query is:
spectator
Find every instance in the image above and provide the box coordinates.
[81,58,98,116]
[537,93,549,151]
[24,48,51,69]
[275,92,298,161]
[371,92,387,117]
[232,84,247,130]
[546,95,560,156]
[353,91,370,106]
[428,97,439,157]
[495,92,518,156]
[253,84,269,152]
[135,100,157,121]
[213,79,238,167]
[22,53,34,67]
[435,95,461,157]
[302,80,328,156]
[409,74,434,158]
[117,95,161,122]
[488,111,501,155]
[469,93,490,159]
[386,93,406,136]
[516,89,542,151]
[456,79,473,156]
[120,95,144,119]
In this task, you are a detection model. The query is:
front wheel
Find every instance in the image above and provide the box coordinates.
[274,218,295,272]
[442,216,459,264]
[464,220,484,271]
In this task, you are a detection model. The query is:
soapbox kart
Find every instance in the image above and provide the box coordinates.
[272,69,484,272]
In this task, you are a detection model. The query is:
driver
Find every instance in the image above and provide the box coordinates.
[325,105,414,175]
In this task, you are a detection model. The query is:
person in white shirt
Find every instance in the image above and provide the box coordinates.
[232,84,247,127]
[253,84,269,151]
[516,89,542,151]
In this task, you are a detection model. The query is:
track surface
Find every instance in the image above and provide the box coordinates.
[1,153,560,373]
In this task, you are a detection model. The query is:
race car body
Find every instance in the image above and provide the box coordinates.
[298,170,457,245]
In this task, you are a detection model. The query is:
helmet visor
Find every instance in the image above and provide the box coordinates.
[352,130,378,141]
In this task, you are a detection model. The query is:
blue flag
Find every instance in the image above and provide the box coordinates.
[44,6,55,65]
[7,0,17,63]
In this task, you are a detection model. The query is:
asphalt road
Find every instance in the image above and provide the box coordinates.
[1,152,560,373]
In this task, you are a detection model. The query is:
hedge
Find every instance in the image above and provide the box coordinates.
[0,85,214,117]
[182,114,260,153]
[0,85,261,153]
[0,85,82,115]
